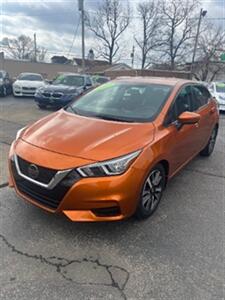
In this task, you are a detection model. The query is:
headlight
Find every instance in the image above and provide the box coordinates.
[16,127,26,140]
[13,84,21,89]
[77,150,141,177]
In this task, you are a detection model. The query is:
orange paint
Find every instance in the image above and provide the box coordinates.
[8,77,219,221]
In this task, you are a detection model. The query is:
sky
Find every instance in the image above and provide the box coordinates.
[0,0,224,66]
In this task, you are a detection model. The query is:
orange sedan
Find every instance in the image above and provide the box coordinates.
[8,77,219,221]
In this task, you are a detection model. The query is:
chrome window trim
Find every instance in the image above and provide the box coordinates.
[14,154,72,190]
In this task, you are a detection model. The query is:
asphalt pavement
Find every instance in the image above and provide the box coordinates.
[0,96,224,299]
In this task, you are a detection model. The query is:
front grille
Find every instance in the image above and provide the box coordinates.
[17,156,57,184]
[22,87,36,90]
[11,160,81,210]
[52,93,63,99]
[41,92,63,99]
[23,91,35,94]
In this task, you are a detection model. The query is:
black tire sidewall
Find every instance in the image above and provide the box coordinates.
[3,86,7,96]
[200,126,218,156]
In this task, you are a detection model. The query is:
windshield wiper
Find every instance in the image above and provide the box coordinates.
[66,105,79,115]
[94,115,135,123]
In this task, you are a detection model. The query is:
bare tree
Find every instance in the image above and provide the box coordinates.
[161,0,199,69]
[2,35,34,60]
[193,24,225,81]
[135,1,163,69]
[86,0,130,64]
[2,35,48,62]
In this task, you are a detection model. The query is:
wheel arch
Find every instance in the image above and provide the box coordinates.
[156,159,169,185]
[215,123,219,132]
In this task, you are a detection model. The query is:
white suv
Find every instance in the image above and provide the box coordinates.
[208,82,225,111]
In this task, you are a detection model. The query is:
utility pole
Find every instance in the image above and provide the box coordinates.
[131,46,135,68]
[190,8,207,74]
[78,0,85,73]
[34,33,37,62]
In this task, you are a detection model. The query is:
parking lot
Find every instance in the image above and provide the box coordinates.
[0,95,224,299]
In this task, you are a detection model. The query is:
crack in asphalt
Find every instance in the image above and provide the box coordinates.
[185,168,225,179]
[0,233,129,299]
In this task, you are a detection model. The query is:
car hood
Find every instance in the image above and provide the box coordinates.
[21,110,155,161]
[14,80,45,88]
[40,84,80,93]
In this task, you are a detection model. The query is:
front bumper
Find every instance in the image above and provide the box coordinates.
[8,140,145,221]
[13,88,36,97]
[35,95,74,107]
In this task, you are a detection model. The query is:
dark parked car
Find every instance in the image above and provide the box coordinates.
[34,73,93,109]
[0,70,12,96]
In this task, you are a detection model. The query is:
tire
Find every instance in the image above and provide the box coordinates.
[2,86,7,97]
[8,86,13,95]
[200,126,218,157]
[38,104,47,109]
[135,163,166,220]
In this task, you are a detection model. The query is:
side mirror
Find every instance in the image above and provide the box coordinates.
[86,82,92,87]
[178,111,200,125]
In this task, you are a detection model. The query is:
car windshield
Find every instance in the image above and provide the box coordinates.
[53,75,84,86]
[66,82,172,122]
[215,83,225,93]
[18,74,43,81]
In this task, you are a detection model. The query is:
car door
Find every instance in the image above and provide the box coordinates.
[191,85,215,149]
[164,85,201,173]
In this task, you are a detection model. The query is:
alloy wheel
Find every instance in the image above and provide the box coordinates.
[141,169,163,213]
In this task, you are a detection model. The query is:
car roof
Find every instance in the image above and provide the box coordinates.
[57,72,87,77]
[113,76,195,87]
[19,72,43,76]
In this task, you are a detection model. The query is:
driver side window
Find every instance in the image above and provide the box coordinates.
[165,85,192,125]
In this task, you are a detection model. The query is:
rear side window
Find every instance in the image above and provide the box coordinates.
[191,85,210,110]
